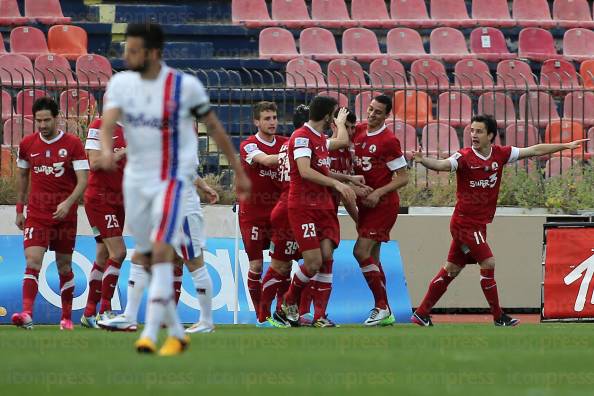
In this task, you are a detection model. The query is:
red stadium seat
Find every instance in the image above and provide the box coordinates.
[471,0,516,28]
[563,91,594,126]
[438,92,472,127]
[505,123,539,147]
[513,0,556,28]
[519,92,560,128]
[311,0,357,28]
[1,90,13,121]
[563,28,594,62]
[25,0,71,24]
[463,123,502,147]
[430,27,475,63]
[342,28,383,63]
[544,119,585,144]
[454,59,494,90]
[422,122,460,158]
[286,58,327,89]
[386,28,431,63]
[316,91,349,108]
[545,157,576,177]
[327,59,370,90]
[539,59,580,91]
[477,92,516,127]
[299,28,343,62]
[2,117,33,147]
[580,60,594,89]
[231,0,276,28]
[518,28,561,62]
[369,58,406,89]
[76,54,112,88]
[258,28,298,62]
[553,0,594,28]
[469,27,515,62]
[430,0,475,28]
[354,91,384,120]
[60,89,97,119]
[10,26,49,61]
[389,121,418,158]
[34,54,76,88]
[496,59,538,90]
[271,0,314,28]
[48,25,88,61]
[351,0,393,28]
[390,0,432,28]
[16,89,47,116]
[410,59,449,90]
[0,0,29,26]
[0,54,35,87]
[394,90,434,128]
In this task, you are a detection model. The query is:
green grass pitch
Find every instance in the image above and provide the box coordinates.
[1,324,593,395]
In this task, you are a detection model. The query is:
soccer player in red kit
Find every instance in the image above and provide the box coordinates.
[411,114,588,327]
[12,97,89,330]
[81,117,127,328]
[352,95,409,326]
[239,101,286,318]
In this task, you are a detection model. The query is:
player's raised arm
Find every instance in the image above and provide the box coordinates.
[327,107,350,150]
[516,139,590,160]
[412,147,453,172]
[98,80,123,171]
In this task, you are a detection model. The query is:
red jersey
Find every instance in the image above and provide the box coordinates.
[329,146,353,208]
[288,123,334,210]
[239,133,286,220]
[17,131,89,222]
[353,123,407,207]
[449,145,520,224]
[275,140,291,201]
[84,118,126,201]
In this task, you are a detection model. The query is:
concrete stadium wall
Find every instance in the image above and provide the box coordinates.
[0,205,547,309]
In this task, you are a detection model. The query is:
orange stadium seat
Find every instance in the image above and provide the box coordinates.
[25,0,71,24]
[231,0,276,28]
[505,123,539,147]
[580,60,594,89]
[390,0,432,28]
[0,54,35,87]
[438,92,472,127]
[519,92,560,128]
[430,27,475,63]
[258,28,298,62]
[2,117,33,147]
[422,122,460,158]
[512,0,556,28]
[1,90,13,121]
[299,28,343,62]
[469,27,515,62]
[10,26,49,61]
[545,157,577,177]
[351,0,393,28]
[76,54,112,88]
[496,59,538,90]
[410,59,449,90]
[430,0,475,28]
[48,25,88,61]
[386,28,431,63]
[518,28,561,62]
[394,90,434,128]
[316,91,349,108]
[369,58,406,89]
[271,0,313,28]
[327,59,370,90]
[454,59,494,90]
[311,0,356,28]
[16,89,47,116]
[342,28,382,63]
[539,59,579,90]
[285,58,327,89]
[60,89,97,119]
[354,91,384,121]
[563,91,594,126]
[563,28,594,62]
[462,124,502,147]
[477,92,516,127]
[34,54,76,88]
[0,0,29,26]
[389,121,418,158]
[471,0,516,28]
[544,119,584,144]
[553,0,594,28]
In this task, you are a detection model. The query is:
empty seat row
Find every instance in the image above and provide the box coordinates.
[0,25,87,61]
[235,0,594,29]
[1,88,97,121]
[0,0,70,26]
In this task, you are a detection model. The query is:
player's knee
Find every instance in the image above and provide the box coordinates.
[353,245,369,263]
[445,262,462,277]
[249,260,263,273]
[305,256,323,273]
[56,260,72,274]
[25,257,42,271]
[270,260,291,276]
[110,247,127,264]
[479,257,496,270]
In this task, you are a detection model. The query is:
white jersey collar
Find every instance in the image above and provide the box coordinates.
[472,146,492,161]
[40,130,64,144]
[255,132,276,147]
[304,122,322,137]
[367,123,387,137]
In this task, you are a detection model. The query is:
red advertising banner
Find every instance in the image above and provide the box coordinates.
[543,227,594,320]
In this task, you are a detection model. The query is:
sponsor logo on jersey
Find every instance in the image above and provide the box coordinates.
[33,162,65,177]
[259,169,278,178]
[469,174,498,188]
[124,113,163,129]
[317,157,331,167]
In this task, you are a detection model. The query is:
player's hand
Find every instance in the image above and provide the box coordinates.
[15,213,25,231]
[203,186,219,204]
[565,138,590,150]
[53,200,71,220]
[97,151,117,171]
[349,175,366,187]
[351,184,373,198]
[334,181,356,208]
[114,147,127,162]
[235,170,251,200]
[362,191,381,208]
[334,107,349,126]
[411,146,424,163]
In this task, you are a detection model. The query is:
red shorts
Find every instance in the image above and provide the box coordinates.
[239,215,272,262]
[357,203,398,242]
[269,201,300,262]
[288,208,340,252]
[447,217,493,266]
[23,217,77,254]
[84,195,125,241]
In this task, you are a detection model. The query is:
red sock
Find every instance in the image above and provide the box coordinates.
[83,263,103,317]
[359,257,388,309]
[59,271,75,320]
[275,277,290,312]
[258,267,286,322]
[313,260,333,320]
[247,270,262,316]
[22,268,39,317]
[378,261,389,308]
[173,265,183,305]
[299,283,313,316]
[284,265,314,305]
[480,268,503,320]
[99,259,122,313]
[416,267,455,316]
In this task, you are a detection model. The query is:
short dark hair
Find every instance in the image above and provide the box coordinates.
[373,94,393,115]
[253,101,278,120]
[333,107,357,124]
[32,97,59,118]
[125,23,164,51]
[471,114,498,142]
[308,95,338,122]
[293,104,309,129]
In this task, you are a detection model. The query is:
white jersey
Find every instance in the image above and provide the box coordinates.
[104,63,210,183]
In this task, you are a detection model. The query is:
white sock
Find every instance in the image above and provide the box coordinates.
[164,299,185,339]
[123,264,149,323]
[141,263,174,342]
[191,266,213,325]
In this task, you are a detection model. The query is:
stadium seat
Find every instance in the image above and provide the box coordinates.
[518,28,561,62]
[231,0,276,28]
[316,90,349,108]
[544,119,585,144]
[0,54,35,87]
[469,27,515,62]
[10,26,49,61]
[519,92,560,128]
[0,0,29,25]
[438,92,472,127]
[394,90,434,128]
[421,123,461,158]
[311,0,357,28]
[430,27,475,63]
[477,92,516,127]
[545,157,576,177]
[271,0,314,28]
[342,28,383,63]
[76,54,112,88]
[351,0,393,28]
[505,123,539,147]
[390,0,432,28]
[47,25,88,61]
[463,123,502,147]
[57,117,83,135]
[580,60,594,89]
[34,54,76,88]
[2,117,33,147]
[16,89,47,116]
[1,90,13,121]
[496,59,538,90]
[354,91,384,120]
[60,89,97,119]
[259,28,298,62]
[327,59,370,90]
[299,28,343,61]
[471,0,516,28]
[553,0,594,28]
[25,0,71,24]
[389,121,418,158]
[430,0,475,28]
[563,28,594,62]
[369,58,406,89]
[410,59,449,90]
[512,0,556,28]
[285,58,327,89]
[453,59,494,90]
[386,28,431,63]
[563,91,594,126]
[539,59,579,91]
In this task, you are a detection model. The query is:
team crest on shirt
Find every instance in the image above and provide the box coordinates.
[369,144,377,153]
[58,149,68,158]
[491,162,499,171]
